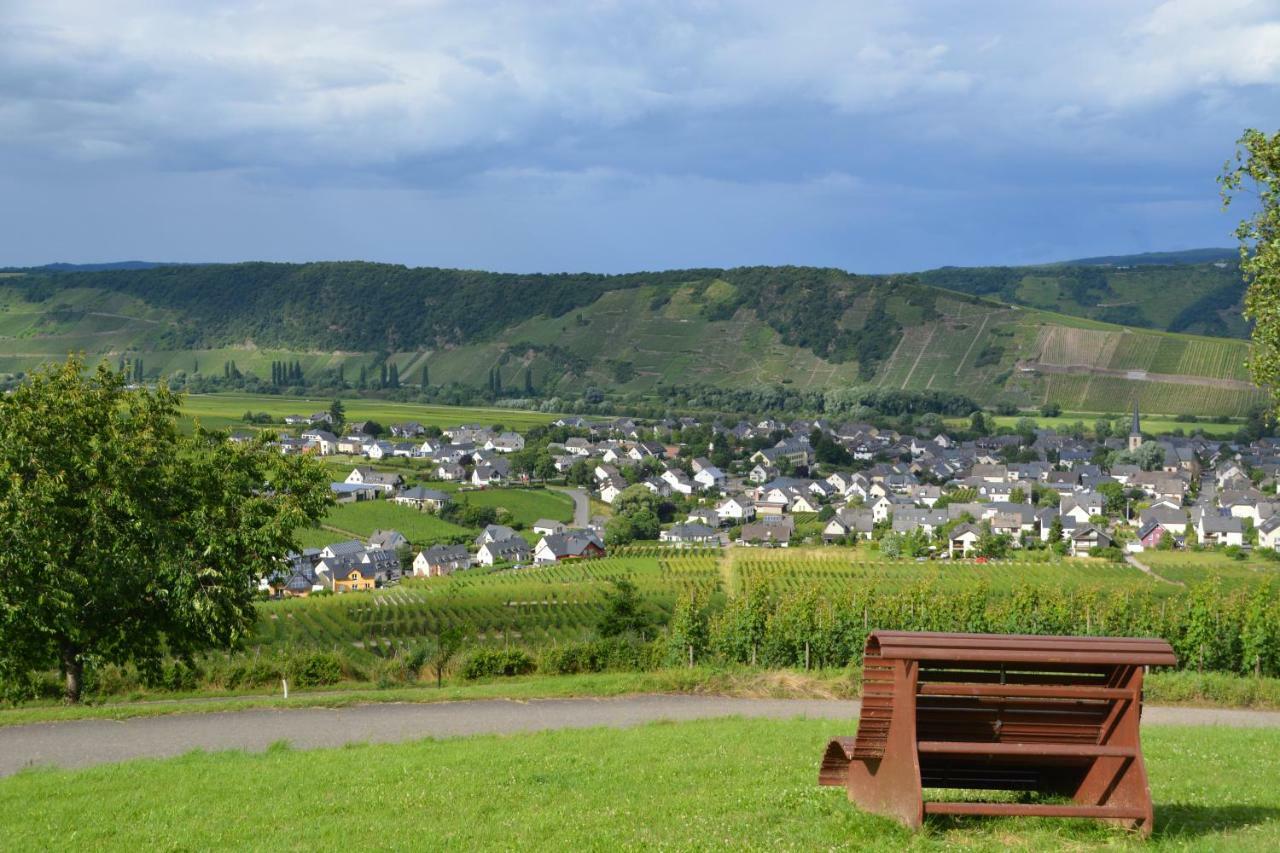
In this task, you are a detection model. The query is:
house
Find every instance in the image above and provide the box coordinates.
[660,523,719,545]
[599,477,628,504]
[1134,520,1171,552]
[532,518,567,536]
[329,482,380,503]
[823,508,875,542]
[948,523,981,558]
[1258,515,1280,550]
[534,532,606,564]
[366,440,394,460]
[476,537,532,566]
[412,544,472,577]
[314,540,401,591]
[393,486,451,512]
[660,468,695,495]
[345,467,403,493]
[737,518,793,547]
[715,497,756,524]
[368,529,408,551]
[471,462,507,487]
[300,429,338,455]
[691,458,726,490]
[1198,514,1244,547]
[485,432,525,453]
[435,462,467,482]
[475,524,519,546]
[1070,525,1113,557]
[390,422,425,438]
[685,508,720,528]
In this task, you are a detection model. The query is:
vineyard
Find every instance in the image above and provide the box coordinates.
[730,550,1162,597]
[244,546,1280,665]
[251,549,723,659]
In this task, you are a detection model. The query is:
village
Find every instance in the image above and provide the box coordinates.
[261,402,1274,596]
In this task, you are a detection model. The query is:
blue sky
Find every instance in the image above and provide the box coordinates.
[2,0,1279,272]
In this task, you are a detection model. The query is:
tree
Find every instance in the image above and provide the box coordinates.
[1222,129,1280,410]
[969,411,988,436]
[1040,402,1062,417]
[328,399,346,432]
[421,364,429,388]
[1097,481,1127,517]
[0,357,331,703]
[597,579,652,639]
[427,624,465,689]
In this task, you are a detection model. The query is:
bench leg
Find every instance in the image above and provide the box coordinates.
[1073,668,1155,837]
[847,661,923,830]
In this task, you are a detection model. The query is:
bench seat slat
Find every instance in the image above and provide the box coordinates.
[917,740,1136,758]
[918,683,1133,700]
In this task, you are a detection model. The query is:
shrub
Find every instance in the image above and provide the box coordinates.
[460,648,537,679]
[541,638,654,675]
[285,651,343,687]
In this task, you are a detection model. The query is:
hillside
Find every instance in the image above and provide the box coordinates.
[910,258,1247,338]
[0,262,1266,417]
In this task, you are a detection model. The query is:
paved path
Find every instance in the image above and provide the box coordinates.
[560,487,590,527]
[2,695,1278,778]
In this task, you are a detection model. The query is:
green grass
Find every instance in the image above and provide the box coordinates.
[180,392,558,433]
[311,499,471,545]
[2,719,1276,850]
[456,487,574,527]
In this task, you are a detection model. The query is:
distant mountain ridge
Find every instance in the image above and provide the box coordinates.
[0,257,1263,417]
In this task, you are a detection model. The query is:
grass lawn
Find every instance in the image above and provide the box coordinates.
[2,720,1277,850]
[312,499,471,545]
[945,412,1242,438]
[456,487,574,526]
[180,392,559,433]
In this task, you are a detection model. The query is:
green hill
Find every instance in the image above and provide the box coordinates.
[0,262,1266,417]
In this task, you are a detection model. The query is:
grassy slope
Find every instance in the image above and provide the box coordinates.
[0,276,1266,417]
[2,719,1276,850]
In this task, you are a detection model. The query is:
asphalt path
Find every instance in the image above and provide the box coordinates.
[2,695,1277,778]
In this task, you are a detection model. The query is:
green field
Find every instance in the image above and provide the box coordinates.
[2,719,1276,850]
[1139,551,1280,588]
[180,392,558,433]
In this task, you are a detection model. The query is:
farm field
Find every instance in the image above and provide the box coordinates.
[946,412,1243,438]
[179,392,559,433]
[2,719,1276,850]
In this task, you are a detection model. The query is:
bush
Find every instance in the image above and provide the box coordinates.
[460,648,537,679]
[285,651,343,687]
[541,638,656,675]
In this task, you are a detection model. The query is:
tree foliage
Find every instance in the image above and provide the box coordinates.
[1222,128,1280,411]
[0,357,332,702]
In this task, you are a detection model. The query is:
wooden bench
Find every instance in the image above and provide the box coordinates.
[819,630,1176,836]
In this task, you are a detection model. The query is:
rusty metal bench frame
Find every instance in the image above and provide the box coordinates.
[820,631,1177,836]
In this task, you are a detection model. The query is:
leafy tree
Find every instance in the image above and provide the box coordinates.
[1039,402,1062,417]
[427,624,465,688]
[596,579,652,639]
[0,357,331,702]
[328,399,346,432]
[666,589,710,666]
[1221,129,1280,410]
[1097,481,1127,516]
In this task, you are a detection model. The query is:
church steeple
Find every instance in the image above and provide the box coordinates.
[1128,400,1142,452]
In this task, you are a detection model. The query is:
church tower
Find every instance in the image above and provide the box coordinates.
[1128,400,1142,452]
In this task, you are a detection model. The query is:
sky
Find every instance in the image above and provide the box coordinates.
[2,0,1279,273]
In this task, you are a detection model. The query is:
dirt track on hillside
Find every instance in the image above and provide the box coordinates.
[1017,361,1257,390]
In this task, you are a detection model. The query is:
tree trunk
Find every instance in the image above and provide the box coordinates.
[62,646,84,704]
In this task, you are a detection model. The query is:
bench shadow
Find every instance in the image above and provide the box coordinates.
[1152,803,1280,840]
